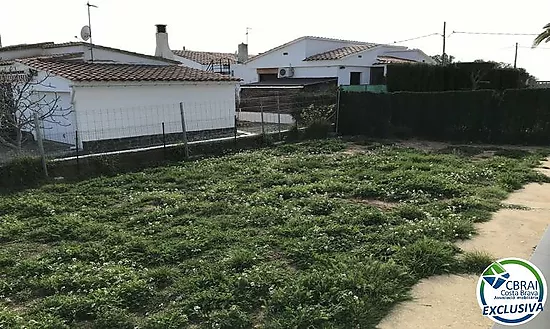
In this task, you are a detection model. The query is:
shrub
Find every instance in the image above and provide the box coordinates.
[0,156,45,190]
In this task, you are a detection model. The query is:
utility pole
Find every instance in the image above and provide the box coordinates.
[442,21,447,65]
[514,42,518,69]
[87,1,98,61]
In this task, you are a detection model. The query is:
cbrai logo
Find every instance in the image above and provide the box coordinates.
[477,258,547,326]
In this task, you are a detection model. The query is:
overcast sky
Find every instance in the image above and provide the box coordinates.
[2,0,550,79]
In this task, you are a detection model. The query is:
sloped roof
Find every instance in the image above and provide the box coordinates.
[304,44,379,61]
[173,50,237,65]
[374,55,419,65]
[0,41,179,64]
[17,57,240,82]
[44,42,181,64]
[245,36,380,64]
[0,42,55,52]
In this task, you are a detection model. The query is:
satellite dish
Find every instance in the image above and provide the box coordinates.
[80,25,91,41]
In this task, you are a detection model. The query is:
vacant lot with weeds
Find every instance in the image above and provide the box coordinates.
[0,139,548,328]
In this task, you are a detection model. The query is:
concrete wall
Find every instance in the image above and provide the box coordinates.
[72,82,237,146]
[237,111,294,124]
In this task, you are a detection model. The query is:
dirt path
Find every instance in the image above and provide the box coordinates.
[377,158,550,329]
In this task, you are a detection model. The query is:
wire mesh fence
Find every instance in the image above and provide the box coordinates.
[0,92,339,172]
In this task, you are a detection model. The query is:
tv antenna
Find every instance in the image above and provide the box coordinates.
[246,27,252,45]
[87,1,98,61]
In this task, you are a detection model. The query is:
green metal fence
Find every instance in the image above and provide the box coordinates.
[341,85,388,93]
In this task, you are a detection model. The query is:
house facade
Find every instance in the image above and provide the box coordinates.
[231,36,436,87]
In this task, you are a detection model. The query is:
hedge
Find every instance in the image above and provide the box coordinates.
[337,88,550,144]
[386,63,529,92]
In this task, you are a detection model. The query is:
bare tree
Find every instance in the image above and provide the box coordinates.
[0,65,72,153]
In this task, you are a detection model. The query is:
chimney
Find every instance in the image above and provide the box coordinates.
[237,43,248,63]
[155,24,174,59]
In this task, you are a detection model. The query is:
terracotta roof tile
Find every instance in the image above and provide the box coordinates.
[247,36,379,63]
[16,57,240,82]
[374,55,418,65]
[303,44,378,61]
[173,50,237,65]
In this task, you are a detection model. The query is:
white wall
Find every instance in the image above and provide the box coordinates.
[337,66,372,85]
[72,82,237,145]
[39,92,75,145]
[292,66,339,79]
[0,47,44,60]
[304,39,360,58]
[246,41,307,69]
[172,54,203,69]
[383,49,435,64]
[232,63,257,84]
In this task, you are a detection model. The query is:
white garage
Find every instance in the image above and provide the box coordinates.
[15,56,239,151]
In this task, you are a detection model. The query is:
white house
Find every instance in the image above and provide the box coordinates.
[151,28,434,89]
[1,55,239,151]
[152,24,240,75]
[0,40,178,65]
[231,36,436,87]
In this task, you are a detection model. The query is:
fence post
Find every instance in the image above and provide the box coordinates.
[260,99,265,139]
[335,87,341,135]
[234,115,238,148]
[33,113,48,178]
[75,130,80,175]
[277,95,282,141]
[179,102,190,160]
[162,122,166,159]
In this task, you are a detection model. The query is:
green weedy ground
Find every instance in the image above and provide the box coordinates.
[0,139,548,329]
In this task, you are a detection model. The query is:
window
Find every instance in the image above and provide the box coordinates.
[350,72,361,85]
[370,67,385,85]
[283,52,289,56]
[259,73,278,82]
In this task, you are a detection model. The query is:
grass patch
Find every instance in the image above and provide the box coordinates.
[0,138,547,328]
[458,251,495,274]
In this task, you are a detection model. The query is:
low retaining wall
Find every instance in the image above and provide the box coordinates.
[237,111,294,124]
[0,129,299,192]
[82,127,235,153]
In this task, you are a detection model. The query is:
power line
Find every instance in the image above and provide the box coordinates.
[388,32,441,44]
[451,31,539,36]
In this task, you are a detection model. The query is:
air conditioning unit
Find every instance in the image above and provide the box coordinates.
[278,67,294,78]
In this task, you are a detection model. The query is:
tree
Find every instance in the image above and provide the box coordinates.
[431,54,455,65]
[0,65,72,153]
[533,23,550,47]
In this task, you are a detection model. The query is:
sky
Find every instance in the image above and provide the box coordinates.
[1,0,550,79]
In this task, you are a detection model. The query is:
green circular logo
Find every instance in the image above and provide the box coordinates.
[477,258,547,326]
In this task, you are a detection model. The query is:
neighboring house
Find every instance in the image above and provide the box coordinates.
[172,49,237,75]
[1,55,239,151]
[0,41,178,65]
[231,36,436,88]
[153,25,249,76]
